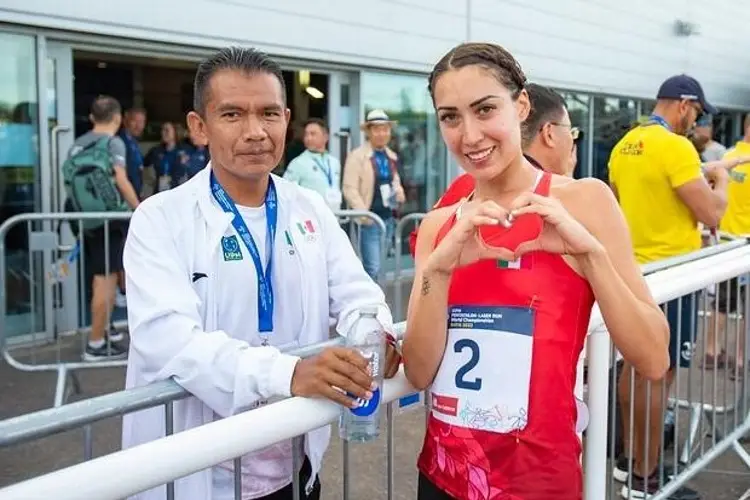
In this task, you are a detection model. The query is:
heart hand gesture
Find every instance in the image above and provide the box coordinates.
[508,192,604,258]
[425,200,516,275]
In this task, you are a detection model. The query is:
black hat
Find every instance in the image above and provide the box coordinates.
[656,74,717,115]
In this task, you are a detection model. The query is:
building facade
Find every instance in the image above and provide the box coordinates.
[1,0,749,338]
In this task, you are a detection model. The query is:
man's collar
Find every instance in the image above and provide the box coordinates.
[364,143,397,160]
[524,154,543,170]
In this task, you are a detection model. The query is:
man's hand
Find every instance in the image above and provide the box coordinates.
[290,347,374,408]
[705,164,729,185]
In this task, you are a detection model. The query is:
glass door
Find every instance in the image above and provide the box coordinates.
[0,32,44,340]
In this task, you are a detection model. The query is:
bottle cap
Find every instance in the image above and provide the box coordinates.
[360,306,378,317]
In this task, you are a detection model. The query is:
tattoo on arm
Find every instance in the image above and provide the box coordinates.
[420,276,430,296]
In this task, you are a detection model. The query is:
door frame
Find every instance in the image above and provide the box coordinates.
[327,71,359,170]
[39,39,79,338]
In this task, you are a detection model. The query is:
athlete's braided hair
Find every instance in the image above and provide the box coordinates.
[428,42,528,101]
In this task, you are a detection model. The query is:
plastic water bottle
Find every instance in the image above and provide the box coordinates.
[339,307,385,443]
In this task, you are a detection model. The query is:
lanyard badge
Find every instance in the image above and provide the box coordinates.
[312,153,333,187]
[211,171,277,344]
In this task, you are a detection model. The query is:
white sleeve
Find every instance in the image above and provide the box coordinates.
[123,203,300,417]
[314,196,396,336]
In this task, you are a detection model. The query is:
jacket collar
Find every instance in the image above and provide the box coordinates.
[190,163,294,250]
[364,142,398,161]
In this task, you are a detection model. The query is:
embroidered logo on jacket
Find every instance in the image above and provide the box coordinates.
[221,235,243,261]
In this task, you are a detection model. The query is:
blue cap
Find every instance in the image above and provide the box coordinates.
[657,74,717,115]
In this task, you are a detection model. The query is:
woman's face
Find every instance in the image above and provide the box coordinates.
[161,123,176,143]
[432,65,529,181]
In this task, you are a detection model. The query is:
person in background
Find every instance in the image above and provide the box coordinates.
[521,83,581,177]
[690,115,727,162]
[283,118,342,211]
[171,124,210,186]
[609,74,731,500]
[144,122,179,194]
[121,47,400,500]
[704,112,750,377]
[119,107,147,199]
[342,109,406,280]
[68,96,139,360]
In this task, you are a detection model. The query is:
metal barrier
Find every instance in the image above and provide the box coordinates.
[2,240,750,499]
[393,213,427,322]
[332,209,387,286]
[0,211,133,409]
[609,251,750,500]
[0,210,385,412]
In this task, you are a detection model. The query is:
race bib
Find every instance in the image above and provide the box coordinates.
[325,188,342,209]
[431,305,534,434]
[379,183,393,208]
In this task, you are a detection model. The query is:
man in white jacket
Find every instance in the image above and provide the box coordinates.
[122,47,401,500]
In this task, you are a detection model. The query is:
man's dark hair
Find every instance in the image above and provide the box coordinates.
[304,118,328,133]
[90,95,122,124]
[521,83,567,148]
[193,46,287,115]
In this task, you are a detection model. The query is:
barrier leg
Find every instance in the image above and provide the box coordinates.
[165,401,175,500]
[83,425,93,461]
[53,365,68,407]
[342,439,351,500]
[292,436,303,500]
[386,402,394,500]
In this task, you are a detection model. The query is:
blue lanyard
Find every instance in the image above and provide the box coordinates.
[311,153,333,186]
[374,152,391,180]
[210,171,277,333]
[646,114,672,132]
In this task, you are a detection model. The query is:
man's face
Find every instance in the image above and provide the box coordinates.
[676,99,703,136]
[126,111,146,137]
[534,107,575,175]
[187,70,289,180]
[368,123,392,149]
[303,123,328,152]
[691,125,712,151]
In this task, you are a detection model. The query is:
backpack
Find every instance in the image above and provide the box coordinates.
[62,137,127,231]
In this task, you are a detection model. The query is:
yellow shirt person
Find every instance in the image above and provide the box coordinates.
[719,141,750,236]
[609,122,703,264]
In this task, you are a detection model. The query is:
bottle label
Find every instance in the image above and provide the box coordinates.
[349,350,380,416]
[351,387,381,417]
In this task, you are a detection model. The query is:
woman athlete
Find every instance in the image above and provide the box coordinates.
[402,42,670,500]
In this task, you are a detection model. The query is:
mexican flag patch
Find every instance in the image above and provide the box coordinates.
[296,219,316,235]
[497,257,529,270]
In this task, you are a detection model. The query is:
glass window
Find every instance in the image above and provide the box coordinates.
[592,96,638,182]
[0,32,41,337]
[558,92,590,178]
[640,99,656,120]
[712,111,742,147]
[361,72,447,215]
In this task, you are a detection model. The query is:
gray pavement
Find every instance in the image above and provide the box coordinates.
[2,283,750,498]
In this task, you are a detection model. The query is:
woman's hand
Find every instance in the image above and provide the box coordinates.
[508,192,604,259]
[424,200,515,275]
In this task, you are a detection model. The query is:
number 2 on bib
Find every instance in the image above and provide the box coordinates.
[454,339,482,391]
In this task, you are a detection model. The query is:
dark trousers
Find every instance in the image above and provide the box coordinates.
[259,458,320,500]
[417,473,454,499]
